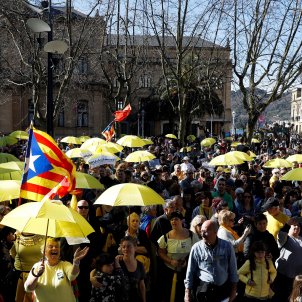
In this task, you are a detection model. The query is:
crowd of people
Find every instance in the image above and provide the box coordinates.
[2,132,302,301]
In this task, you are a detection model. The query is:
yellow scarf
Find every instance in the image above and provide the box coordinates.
[220,224,243,252]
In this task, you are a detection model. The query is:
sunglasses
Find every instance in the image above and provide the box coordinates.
[78,206,89,210]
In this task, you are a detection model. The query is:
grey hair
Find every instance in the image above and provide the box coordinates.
[190,215,206,233]
[163,199,174,210]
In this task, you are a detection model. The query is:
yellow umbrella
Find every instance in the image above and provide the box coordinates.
[251,138,260,143]
[75,172,104,190]
[227,151,253,162]
[86,152,119,168]
[65,148,93,159]
[125,151,156,163]
[248,151,257,158]
[180,147,192,152]
[263,158,292,168]
[94,183,165,207]
[81,138,106,152]
[96,142,123,154]
[0,153,19,163]
[9,130,29,140]
[0,180,21,202]
[187,135,196,142]
[0,170,23,180]
[0,136,18,147]
[231,141,241,147]
[281,168,302,181]
[0,161,24,173]
[209,154,244,166]
[116,135,146,147]
[78,135,90,143]
[201,138,216,147]
[0,199,95,238]
[61,136,82,145]
[141,138,154,145]
[165,134,178,139]
[286,154,302,164]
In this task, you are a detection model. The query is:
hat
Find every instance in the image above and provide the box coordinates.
[224,168,231,173]
[183,156,190,161]
[216,166,224,172]
[235,187,244,195]
[272,168,280,174]
[261,197,279,212]
[168,211,184,220]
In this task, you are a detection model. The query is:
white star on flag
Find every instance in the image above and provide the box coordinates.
[24,151,41,173]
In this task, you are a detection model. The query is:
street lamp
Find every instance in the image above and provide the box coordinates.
[141,109,145,137]
[232,110,236,135]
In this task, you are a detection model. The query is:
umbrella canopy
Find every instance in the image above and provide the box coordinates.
[165,134,178,139]
[263,158,292,168]
[180,147,192,152]
[0,136,18,147]
[61,136,82,145]
[231,141,241,147]
[95,142,123,154]
[75,172,104,190]
[65,148,93,159]
[116,135,146,147]
[0,161,24,173]
[94,183,165,207]
[209,154,244,166]
[124,151,156,163]
[281,168,302,181]
[248,151,257,158]
[78,136,90,143]
[251,138,260,143]
[86,152,119,168]
[0,153,19,163]
[286,154,302,163]
[201,138,216,147]
[227,151,253,162]
[0,170,23,180]
[81,137,106,149]
[0,200,95,238]
[0,180,21,202]
[9,130,29,140]
[187,135,196,142]
[141,138,154,145]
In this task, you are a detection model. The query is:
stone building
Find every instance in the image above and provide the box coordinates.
[291,87,302,133]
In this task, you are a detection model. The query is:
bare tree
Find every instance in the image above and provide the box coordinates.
[225,0,302,142]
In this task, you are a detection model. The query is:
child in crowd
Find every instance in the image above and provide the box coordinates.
[89,253,123,302]
[290,275,302,302]
[238,241,277,302]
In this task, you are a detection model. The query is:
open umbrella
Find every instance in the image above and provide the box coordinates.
[9,130,29,140]
[0,170,23,180]
[231,141,241,147]
[180,147,192,152]
[248,151,257,158]
[94,183,165,207]
[251,138,260,144]
[61,136,82,145]
[0,180,21,202]
[281,168,302,181]
[78,135,90,143]
[81,137,106,149]
[141,138,154,145]
[286,154,302,164]
[124,151,156,163]
[263,158,292,168]
[0,153,19,163]
[95,142,123,154]
[75,172,104,190]
[0,199,95,238]
[165,134,177,139]
[0,161,24,173]
[65,148,93,159]
[86,152,119,168]
[116,135,146,147]
[0,136,18,147]
[227,151,253,162]
[187,135,196,142]
[209,154,244,166]
[201,138,216,147]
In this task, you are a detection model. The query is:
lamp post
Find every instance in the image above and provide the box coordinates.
[232,110,236,135]
[137,112,141,136]
[141,109,145,137]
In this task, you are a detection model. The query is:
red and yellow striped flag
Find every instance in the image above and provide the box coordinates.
[20,128,76,201]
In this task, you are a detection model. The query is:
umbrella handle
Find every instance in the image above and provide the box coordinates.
[42,219,50,264]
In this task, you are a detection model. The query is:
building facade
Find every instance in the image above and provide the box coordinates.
[291,87,302,134]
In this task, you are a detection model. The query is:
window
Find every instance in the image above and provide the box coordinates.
[117,100,123,110]
[58,110,64,127]
[77,101,88,127]
[76,57,88,75]
[139,75,151,88]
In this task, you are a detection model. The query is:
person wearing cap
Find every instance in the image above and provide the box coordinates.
[184,220,238,302]
[180,156,196,173]
[262,197,290,239]
[158,211,199,302]
[272,220,302,301]
[269,169,280,188]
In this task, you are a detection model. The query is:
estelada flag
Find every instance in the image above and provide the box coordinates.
[113,103,132,122]
[102,122,115,142]
[20,128,76,202]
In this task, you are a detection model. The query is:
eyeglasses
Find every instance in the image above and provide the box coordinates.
[78,206,89,210]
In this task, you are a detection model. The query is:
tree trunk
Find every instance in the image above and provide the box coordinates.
[246,114,259,143]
